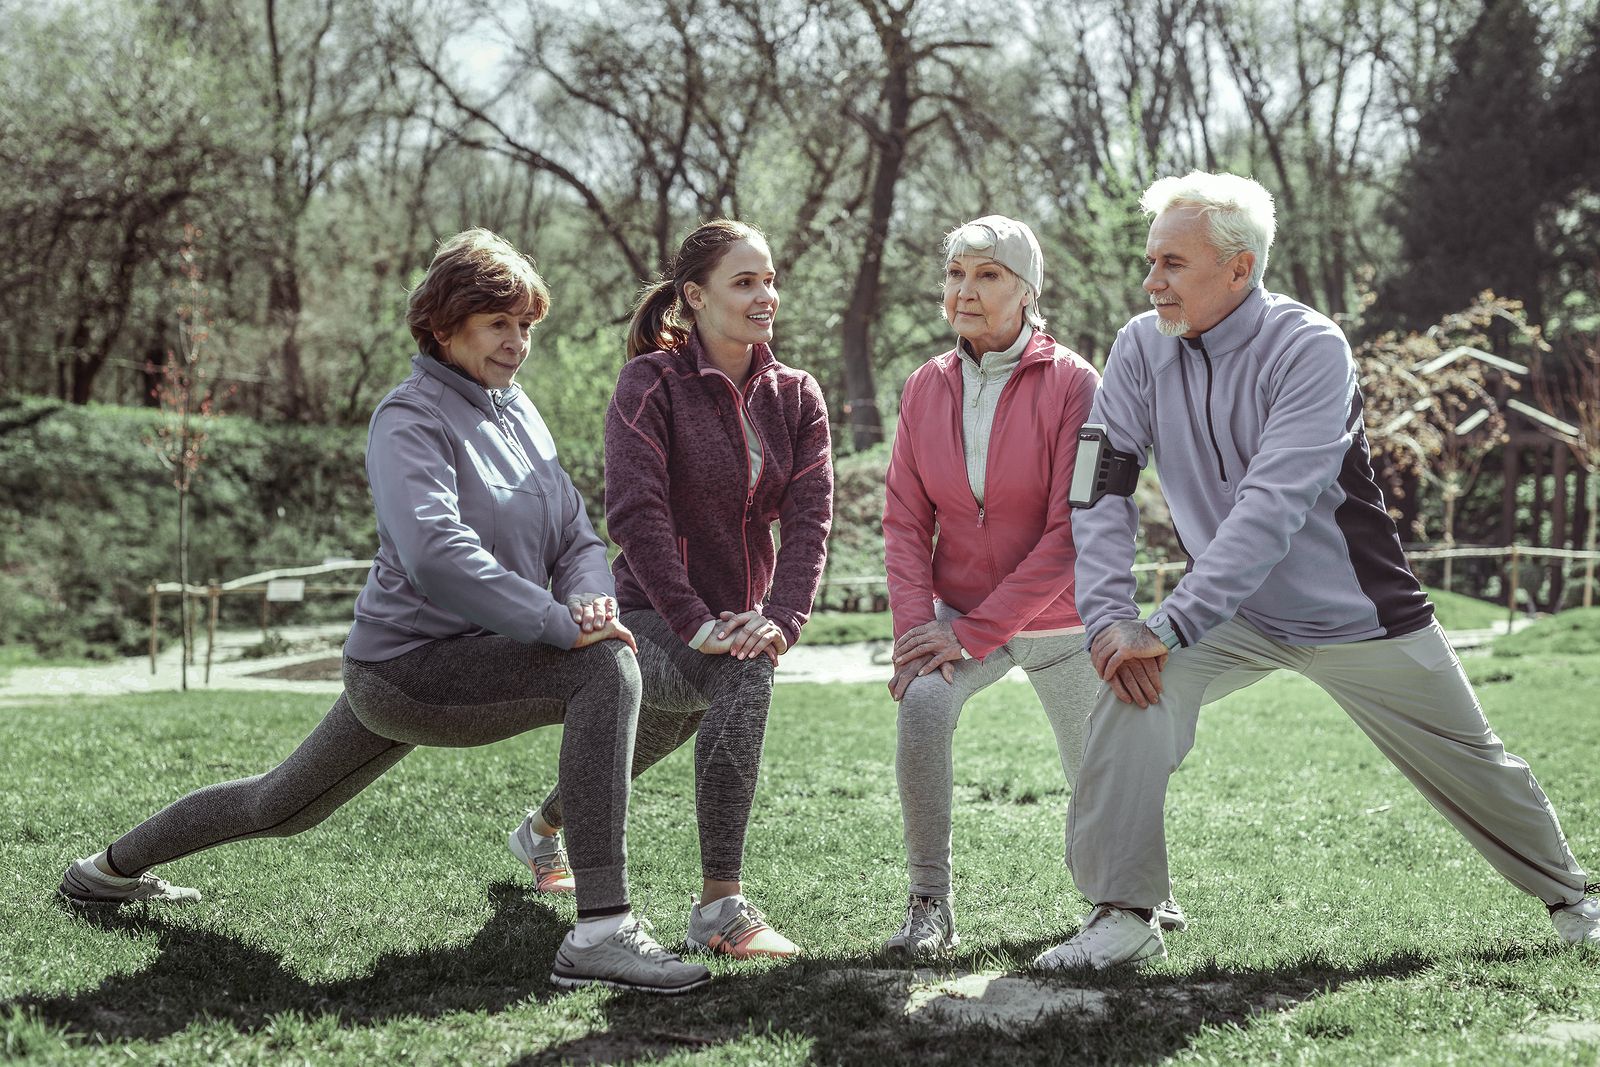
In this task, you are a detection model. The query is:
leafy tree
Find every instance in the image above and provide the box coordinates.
[1380,0,1547,328]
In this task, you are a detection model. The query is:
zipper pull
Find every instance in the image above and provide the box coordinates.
[977,506,985,527]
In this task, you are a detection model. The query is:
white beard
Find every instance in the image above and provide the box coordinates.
[1155,315,1190,337]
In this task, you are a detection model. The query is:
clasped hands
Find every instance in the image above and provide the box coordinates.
[1091,619,1169,708]
[702,609,788,663]
[566,593,637,652]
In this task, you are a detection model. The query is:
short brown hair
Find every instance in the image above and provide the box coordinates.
[406,229,551,359]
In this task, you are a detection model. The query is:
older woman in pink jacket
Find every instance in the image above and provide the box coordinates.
[880,216,1182,957]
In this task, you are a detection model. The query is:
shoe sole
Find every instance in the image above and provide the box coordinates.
[549,969,711,995]
[1035,933,1166,971]
[683,934,799,959]
[1157,914,1188,933]
[884,932,960,958]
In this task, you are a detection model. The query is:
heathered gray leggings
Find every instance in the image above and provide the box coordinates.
[105,636,641,916]
[897,603,1098,899]
[538,609,774,882]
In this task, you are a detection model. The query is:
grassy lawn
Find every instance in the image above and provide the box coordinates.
[4,625,1600,1064]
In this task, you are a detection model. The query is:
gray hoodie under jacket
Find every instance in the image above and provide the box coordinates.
[1073,286,1434,648]
[344,354,613,661]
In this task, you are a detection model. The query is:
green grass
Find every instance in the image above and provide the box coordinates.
[1426,586,1510,630]
[1493,606,1600,658]
[5,655,1600,1064]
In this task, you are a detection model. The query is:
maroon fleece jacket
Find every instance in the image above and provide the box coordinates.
[607,333,834,647]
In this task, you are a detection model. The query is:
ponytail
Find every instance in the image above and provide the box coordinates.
[626,279,685,360]
[626,218,768,360]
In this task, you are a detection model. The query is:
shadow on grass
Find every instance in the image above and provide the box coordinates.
[8,880,570,1042]
[520,939,1441,1067]
[13,895,1474,1065]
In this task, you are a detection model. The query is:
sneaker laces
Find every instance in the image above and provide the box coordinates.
[712,899,772,946]
[529,847,571,881]
[616,917,676,960]
[902,896,946,940]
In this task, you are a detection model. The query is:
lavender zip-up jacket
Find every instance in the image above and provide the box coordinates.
[1073,287,1433,647]
[344,354,613,661]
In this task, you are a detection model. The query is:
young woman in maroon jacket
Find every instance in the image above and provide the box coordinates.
[513,219,834,958]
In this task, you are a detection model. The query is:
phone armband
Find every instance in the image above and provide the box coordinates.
[1068,424,1140,509]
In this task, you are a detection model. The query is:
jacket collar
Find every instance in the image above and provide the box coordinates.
[686,329,778,387]
[413,353,522,415]
[1182,286,1267,358]
[936,329,1055,377]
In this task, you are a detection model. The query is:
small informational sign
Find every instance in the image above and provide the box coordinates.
[266,579,306,603]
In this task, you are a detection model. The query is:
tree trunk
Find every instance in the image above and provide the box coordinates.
[268,254,307,421]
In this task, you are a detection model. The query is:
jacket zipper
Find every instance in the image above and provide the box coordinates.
[1195,339,1229,482]
[711,367,769,612]
[965,356,1028,592]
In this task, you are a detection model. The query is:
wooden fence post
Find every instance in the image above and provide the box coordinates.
[1507,546,1521,625]
[149,585,159,675]
[1152,566,1166,607]
[205,583,220,685]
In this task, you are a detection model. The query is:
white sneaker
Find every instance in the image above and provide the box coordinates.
[1552,895,1600,945]
[1155,896,1188,933]
[1033,905,1165,970]
[58,856,201,905]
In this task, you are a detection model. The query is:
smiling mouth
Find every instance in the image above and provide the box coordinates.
[748,313,773,323]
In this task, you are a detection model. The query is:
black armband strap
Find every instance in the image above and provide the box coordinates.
[1069,423,1140,508]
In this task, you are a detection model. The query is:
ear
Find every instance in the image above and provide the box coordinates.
[1230,252,1255,290]
[683,281,704,310]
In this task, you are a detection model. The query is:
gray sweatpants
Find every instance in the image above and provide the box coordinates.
[105,636,641,916]
[1067,616,1588,909]
[538,610,775,882]
[897,603,1099,899]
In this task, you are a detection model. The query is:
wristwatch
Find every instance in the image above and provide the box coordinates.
[1145,611,1184,651]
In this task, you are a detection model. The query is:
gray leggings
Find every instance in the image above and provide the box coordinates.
[897,604,1098,899]
[538,610,774,882]
[105,636,641,916]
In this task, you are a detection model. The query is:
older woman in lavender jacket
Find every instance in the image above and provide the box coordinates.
[58,229,708,997]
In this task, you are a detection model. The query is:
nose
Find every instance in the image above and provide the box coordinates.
[1143,264,1163,293]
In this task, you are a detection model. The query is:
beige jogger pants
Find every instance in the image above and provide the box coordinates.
[1066,616,1587,910]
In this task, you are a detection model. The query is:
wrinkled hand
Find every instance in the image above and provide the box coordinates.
[892,620,966,678]
[887,652,953,701]
[1089,620,1169,708]
[573,616,637,653]
[713,610,788,664]
[567,593,618,633]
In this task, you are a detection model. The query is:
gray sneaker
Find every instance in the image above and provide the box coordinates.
[1155,896,1188,933]
[58,857,201,905]
[884,895,959,957]
[550,917,711,995]
[507,819,576,894]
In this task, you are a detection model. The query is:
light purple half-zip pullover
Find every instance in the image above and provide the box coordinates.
[345,354,613,661]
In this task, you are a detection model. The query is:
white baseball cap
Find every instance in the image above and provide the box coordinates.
[944,215,1044,296]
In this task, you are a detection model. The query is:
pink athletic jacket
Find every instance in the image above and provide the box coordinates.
[607,332,834,648]
[883,332,1099,660]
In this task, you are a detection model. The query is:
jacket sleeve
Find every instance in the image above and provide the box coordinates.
[1071,329,1155,644]
[764,373,833,647]
[882,373,940,643]
[604,360,716,642]
[1159,330,1360,645]
[548,474,616,603]
[950,362,1100,660]
[365,396,581,649]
